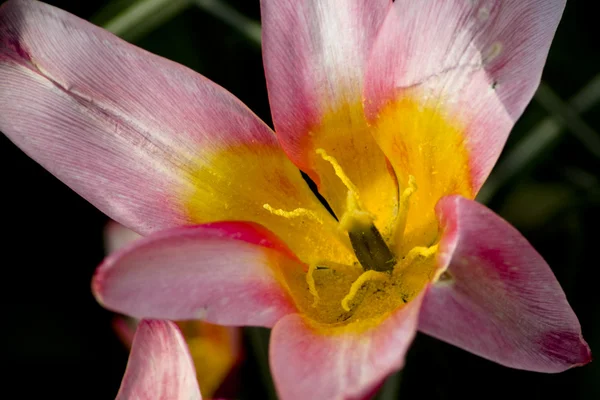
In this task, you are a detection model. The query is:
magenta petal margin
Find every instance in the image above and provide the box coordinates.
[419,196,591,372]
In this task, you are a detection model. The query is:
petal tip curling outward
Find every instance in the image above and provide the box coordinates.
[116,319,202,400]
[93,221,300,327]
[270,291,425,400]
[364,0,567,191]
[420,195,591,373]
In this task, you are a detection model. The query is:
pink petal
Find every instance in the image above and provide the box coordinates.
[0,0,328,245]
[104,221,142,254]
[116,319,201,400]
[261,0,390,173]
[270,293,424,400]
[419,195,591,372]
[364,0,566,190]
[93,221,300,327]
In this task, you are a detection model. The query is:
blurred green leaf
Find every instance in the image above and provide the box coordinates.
[246,327,278,400]
[194,0,261,46]
[478,74,600,203]
[498,182,574,229]
[534,82,600,157]
[92,0,191,42]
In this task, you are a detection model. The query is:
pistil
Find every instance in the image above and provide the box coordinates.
[347,221,395,272]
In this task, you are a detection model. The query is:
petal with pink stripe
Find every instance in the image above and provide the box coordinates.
[261,0,398,233]
[270,292,424,400]
[364,0,566,191]
[419,195,591,372]
[0,0,347,266]
[93,221,301,327]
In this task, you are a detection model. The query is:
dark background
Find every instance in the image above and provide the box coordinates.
[1,0,599,399]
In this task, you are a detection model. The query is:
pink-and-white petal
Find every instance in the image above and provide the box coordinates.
[419,195,591,372]
[364,0,566,190]
[270,293,424,400]
[261,0,390,173]
[93,221,300,327]
[0,0,327,242]
[116,319,201,400]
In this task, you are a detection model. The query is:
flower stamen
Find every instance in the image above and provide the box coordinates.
[393,175,417,243]
[316,148,364,209]
[262,204,324,224]
[395,244,439,275]
[306,263,321,307]
[341,270,389,311]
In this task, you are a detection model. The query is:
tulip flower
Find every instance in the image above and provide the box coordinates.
[0,1,590,400]
[116,319,202,400]
[106,222,243,399]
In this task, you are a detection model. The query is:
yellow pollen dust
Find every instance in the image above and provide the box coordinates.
[392,175,417,242]
[262,204,324,224]
[316,148,375,232]
[316,148,363,208]
[395,244,439,275]
[316,148,401,312]
[259,130,447,333]
[341,270,389,312]
[306,263,321,307]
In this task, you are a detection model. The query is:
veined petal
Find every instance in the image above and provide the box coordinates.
[364,0,566,191]
[0,0,349,265]
[419,196,591,372]
[270,292,424,400]
[116,319,201,400]
[93,221,301,327]
[261,0,398,233]
[113,315,242,400]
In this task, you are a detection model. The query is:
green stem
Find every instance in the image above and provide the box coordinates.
[94,0,191,41]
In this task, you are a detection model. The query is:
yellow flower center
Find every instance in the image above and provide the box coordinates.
[265,148,437,332]
[267,97,473,334]
[182,96,473,335]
